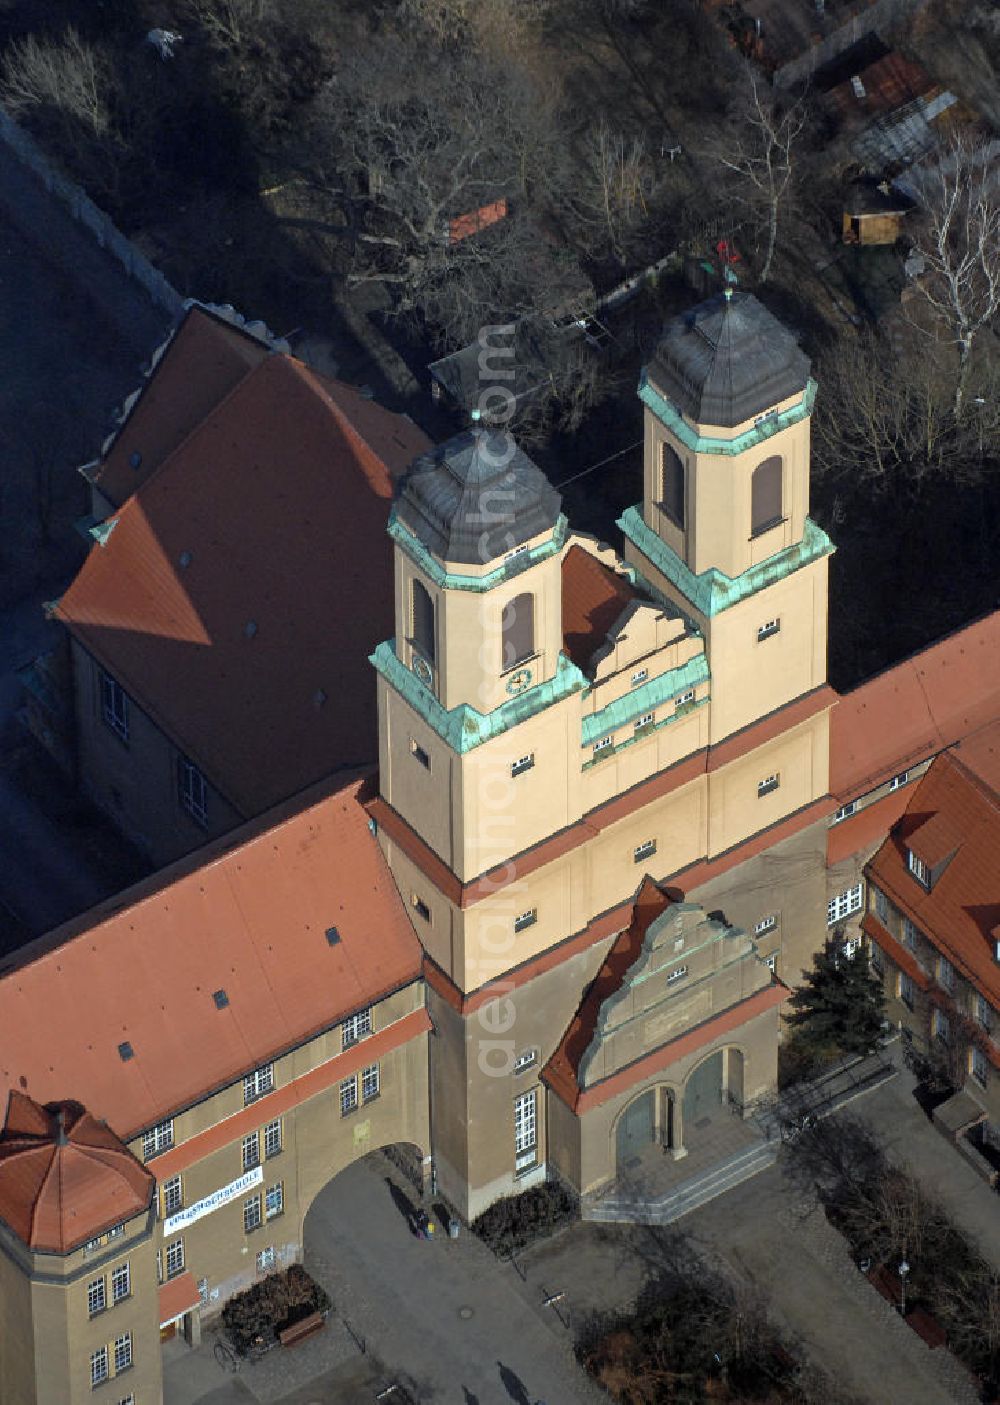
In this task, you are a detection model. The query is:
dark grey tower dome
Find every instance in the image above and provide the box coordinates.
[395,429,562,565]
[647,291,810,429]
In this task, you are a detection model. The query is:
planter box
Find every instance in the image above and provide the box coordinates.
[279,1311,325,1349]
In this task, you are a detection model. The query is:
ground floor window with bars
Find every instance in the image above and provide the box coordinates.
[514,1089,537,1172]
[828,882,863,926]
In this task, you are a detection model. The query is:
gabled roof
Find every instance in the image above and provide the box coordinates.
[0,776,423,1140]
[866,737,1000,1006]
[561,544,637,673]
[0,1093,153,1253]
[830,611,1000,802]
[57,353,431,817]
[94,306,272,508]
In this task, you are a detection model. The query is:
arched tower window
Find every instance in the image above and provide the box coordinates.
[502,593,534,671]
[660,444,685,528]
[751,456,783,537]
[412,579,436,663]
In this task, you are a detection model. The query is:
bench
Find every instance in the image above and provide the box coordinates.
[278,1311,325,1349]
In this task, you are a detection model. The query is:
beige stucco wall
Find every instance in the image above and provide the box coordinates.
[72,640,244,868]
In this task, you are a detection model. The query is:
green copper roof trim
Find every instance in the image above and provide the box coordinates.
[582,695,708,770]
[618,507,835,619]
[581,652,710,746]
[371,641,587,753]
[638,371,818,455]
[388,511,569,592]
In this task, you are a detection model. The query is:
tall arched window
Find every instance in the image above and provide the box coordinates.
[502,592,534,670]
[751,456,783,537]
[412,579,436,663]
[661,444,685,528]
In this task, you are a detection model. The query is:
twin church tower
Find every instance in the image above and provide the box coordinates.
[371,291,836,1215]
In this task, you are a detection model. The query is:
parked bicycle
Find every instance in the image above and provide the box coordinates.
[213,1329,277,1372]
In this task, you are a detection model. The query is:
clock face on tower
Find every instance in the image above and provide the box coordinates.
[411,654,432,686]
[505,667,533,696]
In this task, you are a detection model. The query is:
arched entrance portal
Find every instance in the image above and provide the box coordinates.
[682,1050,724,1129]
[616,1088,655,1169]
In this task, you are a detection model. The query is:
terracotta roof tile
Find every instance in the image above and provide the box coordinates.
[0,1093,154,1253]
[159,1271,200,1327]
[561,544,637,672]
[0,776,423,1140]
[827,787,912,866]
[830,612,1000,802]
[58,354,431,817]
[865,737,1000,1006]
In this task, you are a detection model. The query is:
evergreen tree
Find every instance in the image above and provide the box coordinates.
[785,932,887,1060]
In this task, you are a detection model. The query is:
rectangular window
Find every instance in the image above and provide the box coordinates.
[889,771,910,791]
[634,712,655,731]
[675,689,695,708]
[156,1249,162,1285]
[827,883,863,925]
[111,1263,130,1304]
[514,1090,537,1167]
[340,1076,358,1116]
[264,1119,282,1158]
[177,754,208,826]
[757,774,780,798]
[903,918,918,950]
[165,1238,184,1279]
[844,935,861,959]
[256,1246,276,1274]
[593,736,614,756]
[412,896,431,922]
[410,740,430,769]
[265,1182,284,1220]
[162,1176,182,1216]
[113,1332,132,1374]
[899,972,915,1010]
[198,1278,209,1307]
[341,1008,372,1050]
[976,994,993,1032]
[757,618,781,642]
[938,956,956,992]
[754,915,777,935]
[764,953,777,972]
[142,1119,173,1160]
[87,1276,106,1317]
[243,1194,262,1233]
[361,1064,380,1103]
[91,1346,109,1387]
[971,1046,989,1089]
[511,754,535,778]
[933,1008,950,1043]
[100,672,130,742]
[118,1395,135,1405]
[833,802,856,823]
[874,887,888,922]
[667,965,688,985]
[514,908,537,933]
[633,839,657,863]
[870,945,884,976]
[243,1064,274,1106]
[631,668,648,687]
[513,1048,537,1074]
[106,1224,124,1241]
[908,849,929,886]
[242,1132,260,1172]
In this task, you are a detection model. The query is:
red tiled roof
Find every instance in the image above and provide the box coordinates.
[95,307,270,508]
[159,1271,200,1326]
[826,51,935,120]
[0,1093,154,1253]
[0,776,424,1140]
[865,738,1000,1007]
[561,544,637,672]
[830,612,1000,802]
[57,353,431,816]
[827,787,913,867]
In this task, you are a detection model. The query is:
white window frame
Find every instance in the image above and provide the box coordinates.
[754,915,777,935]
[971,1046,989,1089]
[975,994,993,1033]
[111,1262,130,1305]
[513,1048,537,1074]
[630,667,648,686]
[100,672,130,743]
[764,953,777,972]
[265,1181,284,1220]
[675,689,695,708]
[118,1395,136,1405]
[903,917,918,950]
[511,753,535,778]
[410,739,430,769]
[242,1132,260,1172]
[177,754,208,826]
[908,849,929,885]
[635,711,655,731]
[889,771,910,791]
[514,908,537,932]
[833,802,856,823]
[757,773,780,798]
[757,618,781,642]
[633,839,657,863]
[667,965,688,985]
[844,935,861,959]
[340,1076,358,1116]
[243,1064,274,1106]
[243,1194,262,1233]
[113,1332,132,1374]
[165,1237,184,1279]
[828,883,863,926]
[341,1008,372,1050]
[91,1346,109,1387]
[514,1090,537,1168]
[256,1246,276,1274]
[87,1276,106,1317]
[162,1175,182,1216]
[106,1224,124,1241]
[264,1119,282,1158]
[361,1063,380,1103]
[593,735,614,755]
[142,1119,173,1160]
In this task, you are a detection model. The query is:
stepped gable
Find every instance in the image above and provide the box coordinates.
[0,1092,153,1253]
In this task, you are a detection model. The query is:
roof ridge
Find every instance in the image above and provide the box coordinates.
[941,747,1000,811]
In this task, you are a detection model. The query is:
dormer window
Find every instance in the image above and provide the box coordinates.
[907,849,930,887]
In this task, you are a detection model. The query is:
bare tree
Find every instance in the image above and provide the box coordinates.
[0,28,111,138]
[708,64,808,282]
[906,136,1000,416]
[183,0,273,48]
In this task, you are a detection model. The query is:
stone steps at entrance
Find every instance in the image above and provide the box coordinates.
[584,1138,779,1226]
